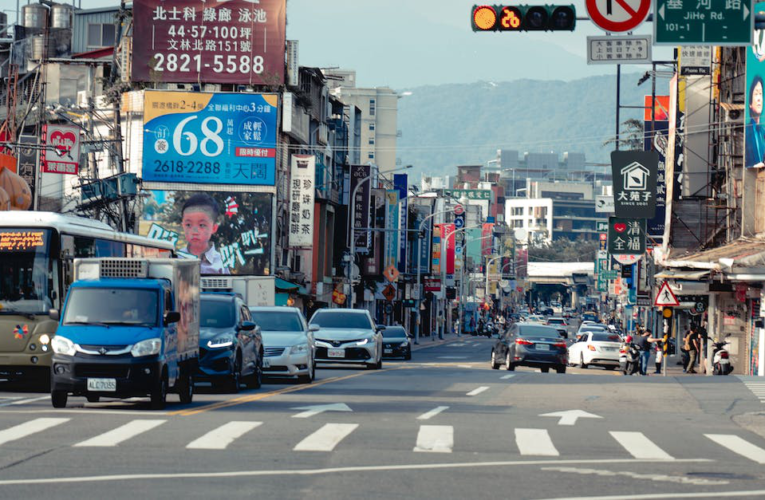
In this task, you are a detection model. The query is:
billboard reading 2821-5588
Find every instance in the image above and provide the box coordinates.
[142,91,277,186]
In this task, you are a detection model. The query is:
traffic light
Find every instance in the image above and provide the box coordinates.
[471,5,576,32]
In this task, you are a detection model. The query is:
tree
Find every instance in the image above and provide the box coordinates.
[603,119,645,151]
[527,236,597,263]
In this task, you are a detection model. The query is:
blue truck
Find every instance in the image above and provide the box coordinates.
[49,258,200,410]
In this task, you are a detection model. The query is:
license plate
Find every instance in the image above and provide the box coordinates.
[87,378,116,392]
[328,348,345,358]
[384,348,393,354]
[536,344,549,351]
[603,347,617,352]
[262,358,271,368]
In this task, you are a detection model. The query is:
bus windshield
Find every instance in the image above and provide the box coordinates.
[0,229,53,315]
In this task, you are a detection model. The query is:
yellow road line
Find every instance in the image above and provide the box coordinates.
[172,367,401,417]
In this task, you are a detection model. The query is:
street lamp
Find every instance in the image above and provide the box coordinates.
[348,164,411,309]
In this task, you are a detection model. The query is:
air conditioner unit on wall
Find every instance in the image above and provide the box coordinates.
[722,105,744,124]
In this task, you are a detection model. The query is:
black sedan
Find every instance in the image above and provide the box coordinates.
[381,326,413,360]
[491,324,568,373]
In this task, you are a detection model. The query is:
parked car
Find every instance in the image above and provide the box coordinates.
[309,309,384,369]
[546,317,569,338]
[198,293,263,392]
[381,326,413,360]
[249,306,315,383]
[568,331,623,369]
[490,324,568,373]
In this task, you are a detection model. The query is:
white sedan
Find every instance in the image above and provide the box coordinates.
[568,331,623,370]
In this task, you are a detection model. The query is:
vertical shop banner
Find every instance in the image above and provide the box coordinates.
[394,173,408,272]
[413,204,432,273]
[142,92,278,185]
[610,150,659,219]
[747,10,765,169]
[350,165,371,251]
[465,228,482,265]
[132,0,286,85]
[644,120,669,239]
[288,154,315,247]
[607,218,646,255]
[432,224,442,275]
[384,190,399,269]
[442,223,456,275]
[41,124,81,175]
[16,135,38,206]
[481,223,494,257]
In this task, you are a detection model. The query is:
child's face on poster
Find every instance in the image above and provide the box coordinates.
[182,209,219,254]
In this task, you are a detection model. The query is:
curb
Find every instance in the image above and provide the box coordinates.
[411,335,464,352]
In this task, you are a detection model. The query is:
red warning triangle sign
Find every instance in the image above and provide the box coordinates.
[654,281,680,307]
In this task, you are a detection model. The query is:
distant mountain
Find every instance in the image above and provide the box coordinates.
[396,72,662,179]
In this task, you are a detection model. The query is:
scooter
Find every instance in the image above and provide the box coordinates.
[620,342,640,376]
[712,340,733,375]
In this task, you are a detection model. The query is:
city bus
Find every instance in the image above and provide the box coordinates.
[0,212,176,386]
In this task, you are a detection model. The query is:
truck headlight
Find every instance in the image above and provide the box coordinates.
[207,337,234,349]
[131,338,162,357]
[51,336,76,356]
[290,343,309,354]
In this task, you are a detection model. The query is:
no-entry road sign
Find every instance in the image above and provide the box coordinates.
[586,0,651,33]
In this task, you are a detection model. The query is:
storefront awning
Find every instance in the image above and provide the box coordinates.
[660,238,765,271]
[275,278,300,292]
[653,270,710,280]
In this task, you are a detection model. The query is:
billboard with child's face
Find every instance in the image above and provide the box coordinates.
[139,190,272,275]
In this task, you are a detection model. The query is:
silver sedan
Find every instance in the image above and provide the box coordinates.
[249,306,316,383]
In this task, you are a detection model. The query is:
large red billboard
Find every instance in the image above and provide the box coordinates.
[132,0,286,85]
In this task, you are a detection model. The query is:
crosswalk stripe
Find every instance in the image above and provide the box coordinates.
[515,428,559,456]
[610,431,674,460]
[414,425,453,453]
[417,406,448,420]
[705,434,765,464]
[500,374,515,380]
[466,386,489,396]
[0,418,69,446]
[186,421,262,450]
[293,423,358,452]
[73,420,166,447]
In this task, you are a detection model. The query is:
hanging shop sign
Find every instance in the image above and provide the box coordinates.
[288,154,315,248]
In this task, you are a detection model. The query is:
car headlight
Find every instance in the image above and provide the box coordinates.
[39,334,51,345]
[207,336,234,349]
[356,338,370,346]
[290,343,309,354]
[400,341,409,347]
[51,335,76,356]
[131,338,162,357]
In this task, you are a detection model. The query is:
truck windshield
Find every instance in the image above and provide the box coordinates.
[63,288,158,326]
[0,229,53,315]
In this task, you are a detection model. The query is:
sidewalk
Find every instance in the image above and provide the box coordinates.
[411,331,466,352]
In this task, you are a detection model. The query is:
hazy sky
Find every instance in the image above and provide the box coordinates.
[6,0,671,90]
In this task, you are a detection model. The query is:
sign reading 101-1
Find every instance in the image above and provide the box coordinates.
[142,91,278,186]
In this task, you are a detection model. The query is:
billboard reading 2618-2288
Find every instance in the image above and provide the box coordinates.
[142,91,277,186]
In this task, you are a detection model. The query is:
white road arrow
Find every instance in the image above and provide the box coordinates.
[291,403,352,419]
[540,410,603,426]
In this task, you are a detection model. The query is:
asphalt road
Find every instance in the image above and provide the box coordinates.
[0,337,764,499]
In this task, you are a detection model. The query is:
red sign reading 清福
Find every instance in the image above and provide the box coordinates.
[132,0,286,85]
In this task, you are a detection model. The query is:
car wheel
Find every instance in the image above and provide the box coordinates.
[86,395,100,403]
[51,390,68,408]
[376,355,383,370]
[491,350,500,370]
[298,358,314,384]
[605,365,617,371]
[150,372,168,410]
[556,365,566,374]
[404,348,412,361]
[246,354,263,389]
[580,353,588,369]
[541,367,550,373]
[177,368,194,404]
[505,352,515,371]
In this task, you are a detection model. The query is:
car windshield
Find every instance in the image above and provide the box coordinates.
[310,311,373,329]
[0,229,54,315]
[382,327,407,338]
[592,333,622,342]
[518,326,561,338]
[548,319,564,324]
[63,288,158,326]
[251,311,303,332]
[200,299,235,328]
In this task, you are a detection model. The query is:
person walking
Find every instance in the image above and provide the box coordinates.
[685,326,701,374]
[654,342,663,374]
[637,329,661,376]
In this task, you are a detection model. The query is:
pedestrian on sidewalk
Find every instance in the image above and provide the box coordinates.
[685,326,701,374]
[654,342,663,374]
[638,329,661,376]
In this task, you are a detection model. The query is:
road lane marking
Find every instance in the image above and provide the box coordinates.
[293,423,358,452]
[500,374,515,380]
[609,432,673,460]
[0,458,715,486]
[437,356,468,359]
[466,386,489,396]
[417,406,449,420]
[186,421,262,450]
[73,420,166,447]
[705,434,765,464]
[0,396,50,408]
[541,466,727,486]
[0,418,69,446]
[414,425,453,453]
[457,364,473,368]
[515,429,559,456]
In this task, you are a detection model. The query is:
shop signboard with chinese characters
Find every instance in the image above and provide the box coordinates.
[288,154,314,247]
[384,190,400,269]
[132,0,286,85]
[432,224,442,274]
[611,150,659,219]
[41,124,80,175]
[393,173,408,272]
[607,218,646,255]
[413,203,432,273]
[350,165,372,251]
[680,46,712,75]
[16,135,38,204]
[644,120,669,239]
[142,91,277,185]
[587,35,651,64]
[443,189,493,201]
[596,249,609,292]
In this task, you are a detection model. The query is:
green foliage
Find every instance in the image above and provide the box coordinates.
[527,236,597,263]
[603,118,645,151]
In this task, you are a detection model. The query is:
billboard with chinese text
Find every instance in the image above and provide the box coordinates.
[139,190,272,275]
[350,165,371,251]
[132,0,286,85]
[142,91,277,186]
[289,155,315,247]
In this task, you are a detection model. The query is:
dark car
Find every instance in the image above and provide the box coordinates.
[490,324,568,373]
[198,293,263,392]
[381,326,413,360]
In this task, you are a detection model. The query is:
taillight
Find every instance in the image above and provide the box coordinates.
[720,352,729,359]
[553,342,567,348]
[516,338,534,346]
[587,345,597,351]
